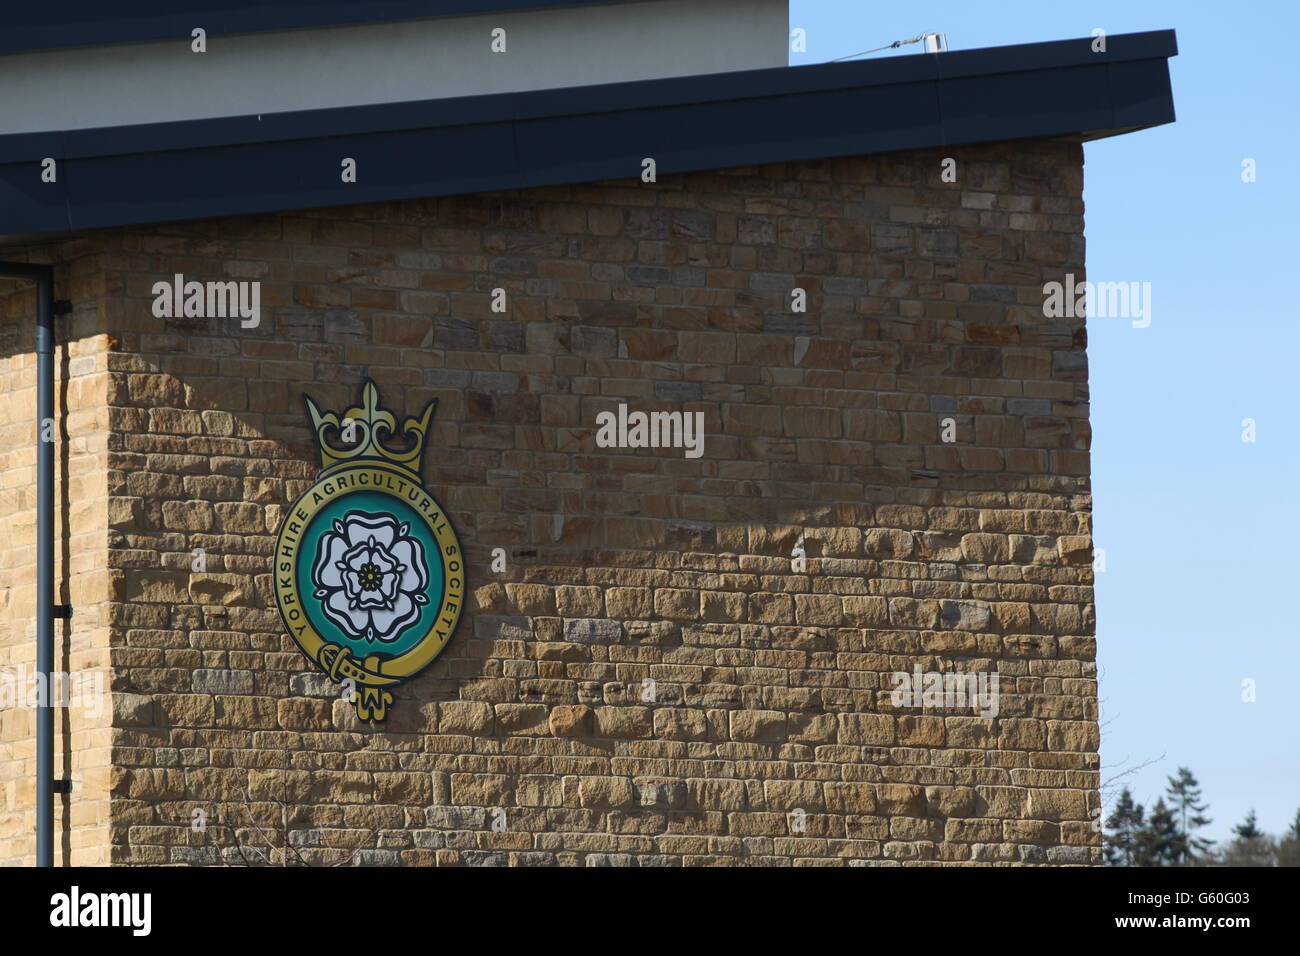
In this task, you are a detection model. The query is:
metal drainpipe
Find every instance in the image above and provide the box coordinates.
[0,261,56,867]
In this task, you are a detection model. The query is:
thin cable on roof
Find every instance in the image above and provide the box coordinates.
[828,34,929,62]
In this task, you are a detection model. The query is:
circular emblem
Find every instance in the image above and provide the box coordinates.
[274,382,465,721]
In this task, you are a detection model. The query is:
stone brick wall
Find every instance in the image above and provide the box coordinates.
[0,138,1100,865]
[0,256,117,866]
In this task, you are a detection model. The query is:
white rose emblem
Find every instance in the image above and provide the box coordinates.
[311,510,430,643]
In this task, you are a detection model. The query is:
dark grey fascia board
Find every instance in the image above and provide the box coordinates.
[0,30,1178,238]
[0,1,655,56]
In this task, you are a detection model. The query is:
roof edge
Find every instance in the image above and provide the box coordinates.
[0,30,1178,238]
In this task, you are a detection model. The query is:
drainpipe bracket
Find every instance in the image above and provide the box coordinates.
[52,299,72,315]
[52,780,71,794]
[52,605,72,619]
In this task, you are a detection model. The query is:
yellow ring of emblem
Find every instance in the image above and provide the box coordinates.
[273,461,465,694]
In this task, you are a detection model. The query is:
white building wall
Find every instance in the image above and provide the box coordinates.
[0,0,789,135]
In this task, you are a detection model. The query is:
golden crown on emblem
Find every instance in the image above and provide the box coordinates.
[303,379,437,478]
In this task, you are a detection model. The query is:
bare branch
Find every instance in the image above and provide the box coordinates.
[329,826,381,867]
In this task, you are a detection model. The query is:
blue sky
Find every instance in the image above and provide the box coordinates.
[791,1,1300,843]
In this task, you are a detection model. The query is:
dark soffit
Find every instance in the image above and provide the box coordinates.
[0,30,1178,239]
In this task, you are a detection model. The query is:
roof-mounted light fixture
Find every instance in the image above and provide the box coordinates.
[830,31,950,62]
